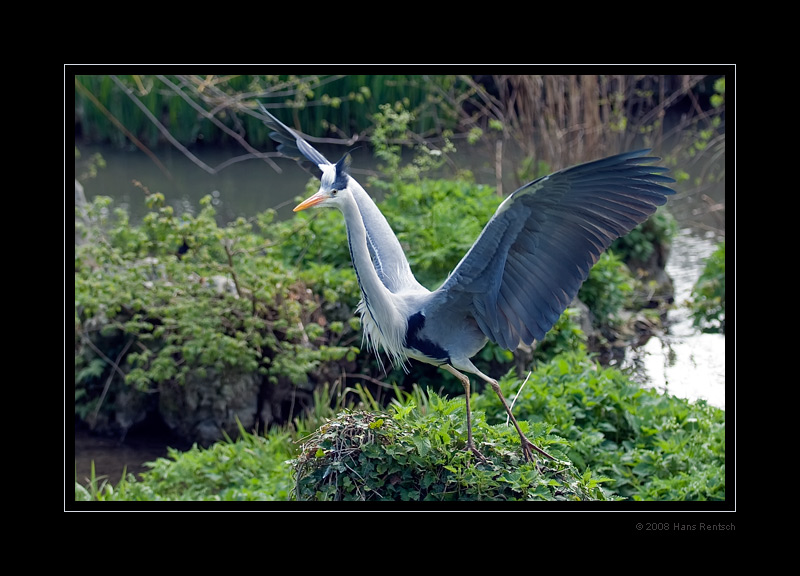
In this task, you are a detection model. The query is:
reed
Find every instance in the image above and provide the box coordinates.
[74,74,722,176]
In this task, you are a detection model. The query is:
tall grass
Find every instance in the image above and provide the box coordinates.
[74,74,722,164]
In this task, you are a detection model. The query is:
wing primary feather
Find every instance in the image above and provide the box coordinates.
[428,148,675,351]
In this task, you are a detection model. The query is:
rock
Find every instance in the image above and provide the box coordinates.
[158,369,261,446]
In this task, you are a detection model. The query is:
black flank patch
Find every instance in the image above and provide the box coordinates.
[405,312,449,363]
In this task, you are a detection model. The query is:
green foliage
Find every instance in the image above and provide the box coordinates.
[74,193,351,426]
[75,146,106,181]
[369,102,456,186]
[710,77,725,108]
[370,103,414,177]
[76,353,723,502]
[609,208,677,265]
[689,241,725,334]
[74,75,461,148]
[378,178,501,289]
[684,78,725,162]
[76,422,295,501]
[473,352,725,500]
[74,460,118,502]
[292,400,613,501]
[532,307,588,362]
[577,251,634,325]
[665,77,725,191]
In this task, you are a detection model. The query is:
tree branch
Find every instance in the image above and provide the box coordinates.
[110,75,217,174]
[75,77,172,179]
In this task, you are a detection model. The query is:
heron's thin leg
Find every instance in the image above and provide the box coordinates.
[464,365,556,463]
[484,378,556,463]
[441,364,488,463]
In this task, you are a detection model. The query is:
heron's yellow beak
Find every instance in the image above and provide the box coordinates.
[293,191,327,212]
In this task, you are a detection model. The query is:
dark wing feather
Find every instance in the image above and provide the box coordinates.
[430,149,676,350]
[259,104,328,178]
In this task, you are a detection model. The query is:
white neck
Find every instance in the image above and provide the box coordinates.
[339,192,408,369]
[348,179,426,293]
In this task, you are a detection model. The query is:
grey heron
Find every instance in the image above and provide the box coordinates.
[262,107,675,463]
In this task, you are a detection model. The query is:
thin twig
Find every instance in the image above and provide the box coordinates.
[75,77,172,179]
[110,75,217,175]
[221,239,244,300]
[155,75,283,173]
[506,371,532,427]
[344,373,394,389]
[84,336,134,427]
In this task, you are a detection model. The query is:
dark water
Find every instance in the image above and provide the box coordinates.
[72,140,727,489]
[73,426,175,486]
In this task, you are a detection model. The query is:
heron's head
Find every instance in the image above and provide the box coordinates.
[293,153,352,212]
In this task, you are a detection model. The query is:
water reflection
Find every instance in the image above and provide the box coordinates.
[623,230,726,409]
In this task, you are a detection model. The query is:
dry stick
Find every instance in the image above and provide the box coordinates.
[155,75,283,173]
[109,75,217,175]
[74,77,172,180]
[344,373,395,389]
[506,371,532,428]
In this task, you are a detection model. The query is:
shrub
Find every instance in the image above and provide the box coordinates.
[74,193,354,438]
[473,352,725,500]
[75,422,295,501]
[688,241,725,334]
[291,400,614,501]
[75,355,724,502]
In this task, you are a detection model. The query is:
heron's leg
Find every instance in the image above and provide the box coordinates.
[441,364,488,463]
[467,367,556,464]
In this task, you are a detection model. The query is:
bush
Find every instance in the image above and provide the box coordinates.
[75,422,295,501]
[291,403,613,501]
[473,352,725,500]
[577,251,634,325]
[77,358,724,502]
[74,193,354,439]
[689,241,725,334]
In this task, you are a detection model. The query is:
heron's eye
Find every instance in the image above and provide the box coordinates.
[331,190,338,196]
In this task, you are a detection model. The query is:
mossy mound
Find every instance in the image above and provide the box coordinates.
[292,406,615,502]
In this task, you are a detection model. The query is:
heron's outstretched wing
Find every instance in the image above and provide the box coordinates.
[260,105,329,178]
[429,149,676,350]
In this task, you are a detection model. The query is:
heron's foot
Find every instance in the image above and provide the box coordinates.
[465,442,490,464]
[519,434,557,464]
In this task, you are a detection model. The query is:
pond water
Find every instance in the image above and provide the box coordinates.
[72,140,727,487]
[623,229,726,409]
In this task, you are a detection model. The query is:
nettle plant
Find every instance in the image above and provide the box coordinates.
[291,394,615,502]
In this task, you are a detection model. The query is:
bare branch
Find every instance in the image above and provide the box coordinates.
[75,77,172,179]
[155,75,283,173]
[110,75,217,174]
[82,335,133,427]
